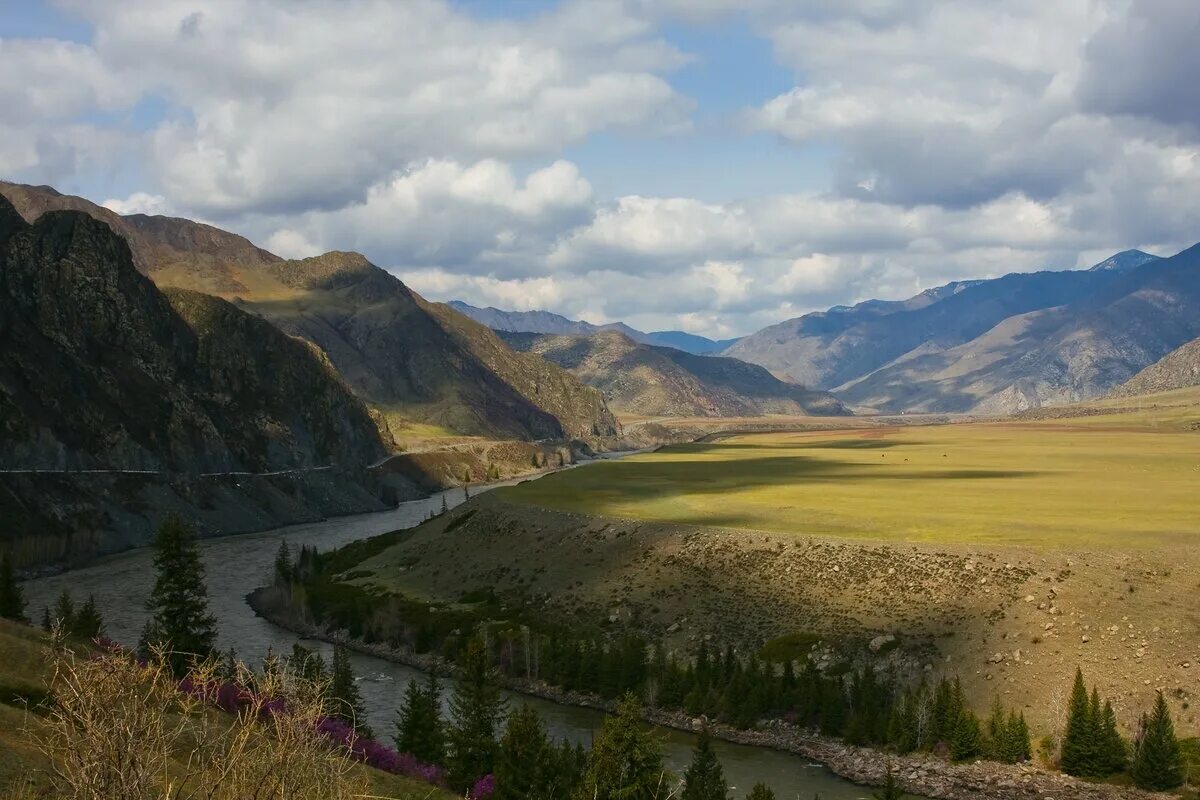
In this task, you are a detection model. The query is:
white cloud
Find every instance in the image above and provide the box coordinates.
[102,192,174,217]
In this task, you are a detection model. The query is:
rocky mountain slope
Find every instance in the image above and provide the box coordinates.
[0,197,388,473]
[0,182,616,444]
[725,248,1200,414]
[449,300,739,354]
[1110,336,1200,397]
[501,330,847,417]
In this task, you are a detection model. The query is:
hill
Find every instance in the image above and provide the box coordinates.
[501,330,847,417]
[449,300,739,354]
[1110,336,1200,397]
[0,182,616,445]
[725,248,1200,413]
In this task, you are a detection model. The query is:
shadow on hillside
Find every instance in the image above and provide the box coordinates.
[680,438,916,454]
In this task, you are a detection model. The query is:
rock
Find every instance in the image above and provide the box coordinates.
[869,634,897,653]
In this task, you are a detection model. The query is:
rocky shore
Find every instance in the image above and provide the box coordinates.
[247,591,1165,800]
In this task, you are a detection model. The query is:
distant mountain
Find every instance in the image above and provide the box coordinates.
[1,183,617,444]
[501,330,847,418]
[727,248,1200,413]
[1088,249,1160,273]
[1110,336,1200,397]
[449,300,740,355]
[0,195,388,473]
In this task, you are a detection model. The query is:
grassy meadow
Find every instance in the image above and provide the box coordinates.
[501,414,1199,549]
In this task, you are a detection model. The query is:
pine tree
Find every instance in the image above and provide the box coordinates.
[745,784,776,800]
[396,671,445,765]
[872,767,904,800]
[495,704,555,800]
[71,595,104,639]
[448,637,507,791]
[52,589,75,633]
[0,551,26,622]
[681,726,729,800]
[1060,669,1096,775]
[330,644,371,737]
[273,540,292,586]
[950,708,983,761]
[1131,692,1183,791]
[574,694,672,800]
[144,515,217,675]
[40,606,52,632]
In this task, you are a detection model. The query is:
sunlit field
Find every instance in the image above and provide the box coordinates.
[502,417,1200,549]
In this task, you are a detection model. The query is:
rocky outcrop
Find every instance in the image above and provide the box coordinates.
[502,329,847,417]
[1110,335,1200,397]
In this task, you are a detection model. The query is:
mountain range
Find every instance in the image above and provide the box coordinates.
[449,301,740,354]
[500,330,847,418]
[726,247,1200,413]
[1111,336,1200,398]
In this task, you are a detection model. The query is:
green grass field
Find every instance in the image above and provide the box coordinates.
[501,418,1200,549]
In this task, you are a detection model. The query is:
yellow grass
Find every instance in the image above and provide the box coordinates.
[501,418,1200,549]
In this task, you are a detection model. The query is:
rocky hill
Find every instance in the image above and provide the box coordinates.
[449,300,739,354]
[1110,336,1200,397]
[725,248,1200,414]
[0,197,388,473]
[501,330,847,417]
[0,182,617,444]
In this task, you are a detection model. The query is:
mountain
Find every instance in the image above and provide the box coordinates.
[500,330,847,417]
[0,196,388,473]
[448,300,740,355]
[727,248,1199,413]
[0,183,616,444]
[1088,249,1160,273]
[1110,336,1200,397]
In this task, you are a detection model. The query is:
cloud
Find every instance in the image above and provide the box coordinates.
[56,0,690,217]
[102,192,175,217]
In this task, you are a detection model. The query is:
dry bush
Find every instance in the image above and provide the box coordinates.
[28,636,369,800]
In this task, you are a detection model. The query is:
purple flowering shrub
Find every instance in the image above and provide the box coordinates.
[469,773,496,799]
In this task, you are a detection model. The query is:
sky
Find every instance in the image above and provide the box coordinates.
[2,1,1199,337]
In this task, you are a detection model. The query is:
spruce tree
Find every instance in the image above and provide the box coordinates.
[1131,692,1183,791]
[681,726,729,800]
[40,606,52,632]
[52,589,75,633]
[71,595,104,639]
[872,767,904,800]
[273,540,293,586]
[0,551,26,622]
[330,644,371,737]
[574,694,671,800]
[495,704,555,800]
[745,784,776,800]
[396,671,445,765]
[1098,700,1126,774]
[950,708,983,761]
[144,515,217,675]
[448,637,507,791]
[1060,669,1096,775]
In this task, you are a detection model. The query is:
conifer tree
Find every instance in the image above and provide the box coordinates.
[71,595,104,639]
[396,671,445,765]
[575,694,671,800]
[950,707,983,761]
[0,551,26,622]
[872,767,904,800]
[745,783,776,800]
[1098,700,1126,774]
[495,704,555,800]
[40,606,52,632]
[1060,669,1096,775]
[273,540,293,586]
[681,726,729,800]
[52,589,75,633]
[448,637,507,791]
[144,515,217,675]
[330,644,371,737]
[1131,692,1183,791]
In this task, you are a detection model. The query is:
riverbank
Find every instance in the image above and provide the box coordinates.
[248,589,1160,800]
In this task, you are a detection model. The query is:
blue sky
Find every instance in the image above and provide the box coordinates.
[2,1,1198,336]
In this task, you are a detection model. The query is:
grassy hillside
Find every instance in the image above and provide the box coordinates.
[0,620,452,799]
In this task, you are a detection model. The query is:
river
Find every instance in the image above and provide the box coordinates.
[23,468,879,800]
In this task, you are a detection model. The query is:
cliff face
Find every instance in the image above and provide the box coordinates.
[1110,336,1200,397]
[0,196,388,473]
